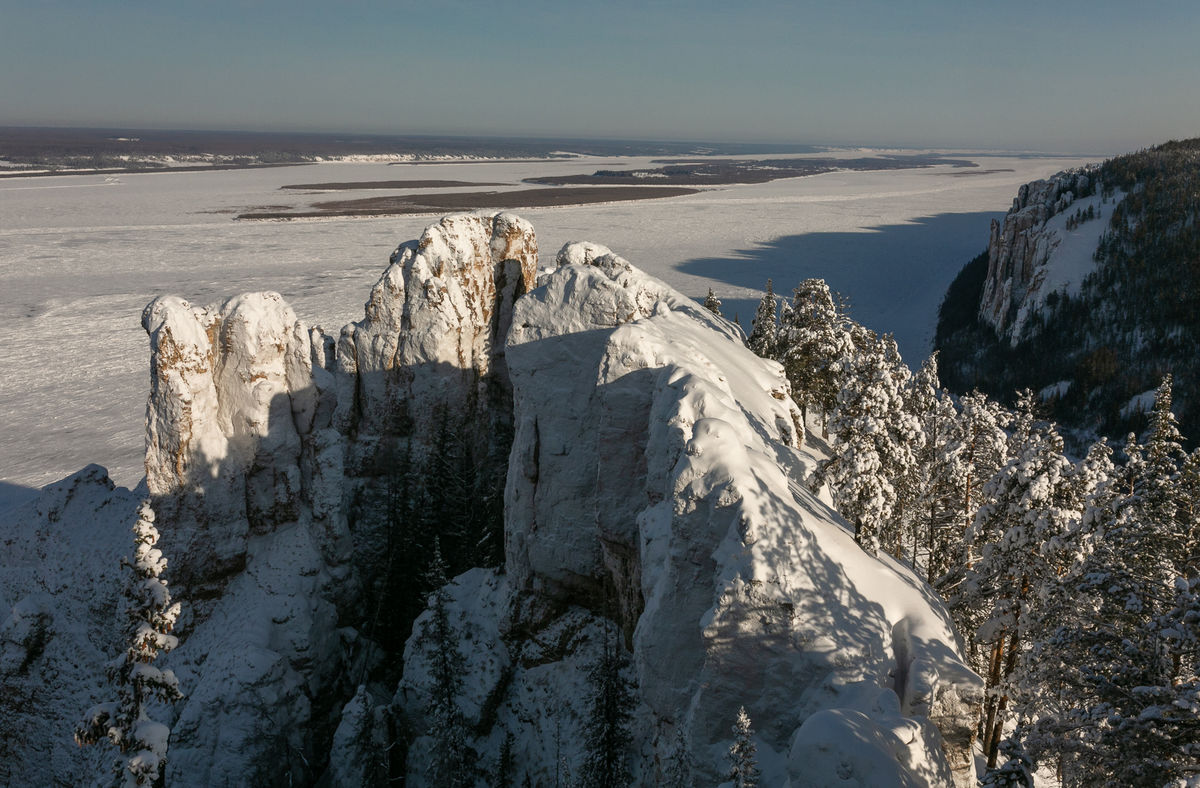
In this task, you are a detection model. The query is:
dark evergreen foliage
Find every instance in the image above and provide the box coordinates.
[579,623,636,788]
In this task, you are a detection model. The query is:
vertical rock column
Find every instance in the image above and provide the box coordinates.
[143,291,326,589]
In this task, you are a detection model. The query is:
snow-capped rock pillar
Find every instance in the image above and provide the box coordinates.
[143,292,325,587]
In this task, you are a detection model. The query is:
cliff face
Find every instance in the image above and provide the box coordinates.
[938,139,1200,441]
[979,168,1101,342]
[336,212,536,469]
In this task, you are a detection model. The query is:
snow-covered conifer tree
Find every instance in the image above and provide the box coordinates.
[899,352,958,574]
[1036,377,1197,785]
[75,501,182,787]
[963,392,1080,768]
[938,392,1011,638]
[703,288,722,316]
[746,280,779,359]
[777,278,851,431]
[662,725,692,788]
[726,706,759,788]
[819,326,918,556]
[979,734,1034,787]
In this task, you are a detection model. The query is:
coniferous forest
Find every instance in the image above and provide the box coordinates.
[747,277,1200,786]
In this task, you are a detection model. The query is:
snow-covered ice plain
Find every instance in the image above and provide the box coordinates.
[0,151,1093,491]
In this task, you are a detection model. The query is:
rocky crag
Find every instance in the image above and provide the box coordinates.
[938,139,1200,440]
[978,167,1101,342]
[2,213,979,786]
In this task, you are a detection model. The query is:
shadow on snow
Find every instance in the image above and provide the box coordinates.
[677,211,1003,365]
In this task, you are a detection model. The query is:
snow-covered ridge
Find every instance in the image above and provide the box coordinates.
[401,239,981,785]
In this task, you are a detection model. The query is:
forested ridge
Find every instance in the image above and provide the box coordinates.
[936,138,1200,444]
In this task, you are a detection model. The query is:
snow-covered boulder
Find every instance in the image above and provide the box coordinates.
[400,243,981,786]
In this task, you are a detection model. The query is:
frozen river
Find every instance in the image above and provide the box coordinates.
[0,151,1093,491]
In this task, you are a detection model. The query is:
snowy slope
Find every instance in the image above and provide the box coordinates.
[399,241,982,786]
[0,465,137,785]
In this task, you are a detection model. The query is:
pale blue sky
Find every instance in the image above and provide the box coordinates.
[2,0,1196,152]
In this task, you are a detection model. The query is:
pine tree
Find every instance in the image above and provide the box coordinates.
[726,706,759,788]
[703,288,723,316]
[75,501,182,787]
[424,542,472,788]
[746,280,779,359]
[963,392,1081,768]
[819,325,918,556]
[900,352,958,575]
[777,278,850,431]
[938,392,1010,614]
[579,623,635,788]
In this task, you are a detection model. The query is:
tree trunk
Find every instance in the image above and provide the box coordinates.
[981,637,1005,754]
[986,632,1021,770]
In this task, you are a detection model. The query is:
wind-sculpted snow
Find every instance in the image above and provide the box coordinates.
[401,241,982,786]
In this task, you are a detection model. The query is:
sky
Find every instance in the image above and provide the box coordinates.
[1,0,1197,153]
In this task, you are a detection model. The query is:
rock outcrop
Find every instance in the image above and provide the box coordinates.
[399,242,982,787]
[4,214,980,786]
[336,212,536,473]
[132,212,537,786]
[979,168,1100,341]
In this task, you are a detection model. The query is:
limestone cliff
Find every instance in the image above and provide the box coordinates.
[979,167,1103,342]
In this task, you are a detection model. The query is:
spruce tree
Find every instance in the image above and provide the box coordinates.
[819,325,918,556]
[1041,377,1196,785]
[703,288,722,317]
[777,278,850,430]
[75,501,182,787]
[579,623,635,788]
[746,280,779,359]
[726,706,759,788]
[423,542,472,788]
